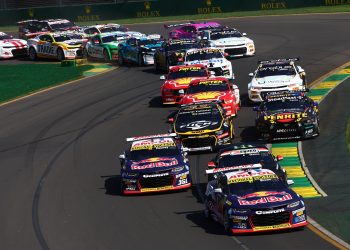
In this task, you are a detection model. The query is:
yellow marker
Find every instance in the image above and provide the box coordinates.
[309,96,323,102]
[314,81,339,89]
[272,148,298,157]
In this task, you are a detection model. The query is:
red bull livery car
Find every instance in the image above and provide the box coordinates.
[0,32,27,59]
[119,133,191,195]
[160,64,210,105]
[180,77,240,117]
[204,169,307,234]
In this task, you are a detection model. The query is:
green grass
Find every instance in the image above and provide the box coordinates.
[347,118,350,153]
[0,64,93,103]
[1,5,350,32]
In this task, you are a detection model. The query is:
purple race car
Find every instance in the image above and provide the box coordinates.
[165,21,221,39]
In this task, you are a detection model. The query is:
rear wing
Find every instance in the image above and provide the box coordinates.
[164,22,193,29]
[258,58,300,64]
[206,163,263,174]
[126,133,177,142]
[17,19,38,24]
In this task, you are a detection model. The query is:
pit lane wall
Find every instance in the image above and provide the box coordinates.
[0,0,348,26]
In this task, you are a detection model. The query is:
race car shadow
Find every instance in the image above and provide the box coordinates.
[148,96,164,108]
[142,68,160,75]
[103,175,122,196]
[239,126,260,142]
[176,210,227,235]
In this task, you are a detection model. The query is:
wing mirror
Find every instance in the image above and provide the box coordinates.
[160,75,166,80]
[253,106,259,112]
[214,188,223,193]
[168,117,174,123]
[209,71,216,76]
[223,52,229,57]
[242,32,247,36]
[287,180,294,186]
[276,155,284,161]
[249,73,254,77]
[119,154,125,160]
[207,161,215,168]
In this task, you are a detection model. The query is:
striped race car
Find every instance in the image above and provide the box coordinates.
[119,133,191,195]
[204,169,307,234]
[0,32,27,59]
[28,32,84,61]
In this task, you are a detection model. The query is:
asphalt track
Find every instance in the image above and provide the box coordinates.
[1,14,350,250]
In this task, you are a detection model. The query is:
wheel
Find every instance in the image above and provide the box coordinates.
[28,47,37,60]
[155,57,160,71]
[103,50,110,63]
[57,48,65,61]
[83,49,89,59]
[137,53,144,66]
[223,210,232,234]
[118,52,123,66]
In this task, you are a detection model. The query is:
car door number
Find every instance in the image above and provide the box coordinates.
[37,44,55,55]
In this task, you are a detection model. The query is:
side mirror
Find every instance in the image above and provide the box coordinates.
[249,73,254,77]
[119,154,125,160]
[223,52,229,57]
[207,161,215,168]
[276,155,284,161]
[160,75,166,80]
[214,188,222,193]
[203,36,208,40]
[253,106,259,112]
[287,180,294,186]
[178,89,185,95]
[242,32,247,36]
[168,117,174,123]
[210,71,216,76]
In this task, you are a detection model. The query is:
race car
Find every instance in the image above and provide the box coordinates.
[254,91,320,141]
[169,102,234,151]
[118,35,163,66]
[18,19,79,39]
[154,39,201,71]
[160,64,210,105]
[165,21,221,39]
[184,48,234,79]
[84,32,128,62]
[80,23,128,38]
[0,32,27,59]
[204,169,307,234]
[28,32,84,61]
[119,133,191,195]
[205,143,287,182]
[180,77,240,117]
[248,58,307,102]
[199,27,255,58]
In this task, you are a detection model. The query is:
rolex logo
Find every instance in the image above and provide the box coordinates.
[144,1,151,10]
[206,0,212,6]
[85,6,91,14]
[28,9,34,17]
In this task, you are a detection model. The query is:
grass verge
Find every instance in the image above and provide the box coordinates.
[1,5,350,32]
[0,64,93,103]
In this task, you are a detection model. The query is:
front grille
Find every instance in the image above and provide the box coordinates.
[261,85,289,90]
[251,211,290,226]
[182,137,215,148]
[139,175,174,188]
[209,67,223,76]
[225,47,247,55]
[11,48,27,57]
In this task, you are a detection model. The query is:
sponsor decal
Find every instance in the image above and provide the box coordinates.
[193,80,225,85]
[325,0,350,5]
[240,191,286,199]
[292,207,305,215]
[232,216,248,220]
[238,194,293,205]
[143,173,169,178]
[254,223,291,231]
[264,112,307,122]
[255,208,285,215]
[187,48,221,55]
[176,67,202,71]
[212,164,261,173]
[197,0,222,14]
[131,138,176,151]
[180,120,218,130]
[295,214,306,222]
[235,223,248,229]
[226,200,232,206]
[125,185,136,191]
[261,1,287,10]
[176,171,189,178]
[192,92,221,100]
[141,185,172,192]
[175,77,193,85]
[131,158,178,170]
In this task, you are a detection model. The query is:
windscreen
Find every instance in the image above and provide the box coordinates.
[168,67,207,80]
[256,64,296,78]
[186,49,223,61]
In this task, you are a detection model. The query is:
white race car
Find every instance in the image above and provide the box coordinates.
[184,48,234,79]
[248,58,306,102]
[80,23,128,38]
[200,28,255,58]
[0,32,27,59]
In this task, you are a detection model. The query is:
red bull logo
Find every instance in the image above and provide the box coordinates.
[131,158,178,170]
[238,193,292,205]
[240,191,286,199]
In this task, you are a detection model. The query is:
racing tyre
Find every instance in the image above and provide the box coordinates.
[57,48,65,61]
[103,50,110,63]
[83,49,89,60]
[204,200,213,220]
[28,47,37,60]
[223,210,232,234]
[137,53,144,66]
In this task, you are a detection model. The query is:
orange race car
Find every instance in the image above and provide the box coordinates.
[180,77,240,117]
[160,64,210,105]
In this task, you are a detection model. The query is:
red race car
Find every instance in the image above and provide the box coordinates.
[160,64,210,105]
[180,77,240,117]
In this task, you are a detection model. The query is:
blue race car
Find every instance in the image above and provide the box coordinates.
[119,133,191,195]
[204,168,307,234]
[118,35,164,66]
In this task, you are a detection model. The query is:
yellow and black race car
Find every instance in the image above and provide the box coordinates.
[28,32,84,61]
[168,102,234,151]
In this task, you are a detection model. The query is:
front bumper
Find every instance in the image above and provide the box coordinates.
[0,47,28,59]
[231,220,307,234]
[64,48,83,59]
[180,132,231,151]
[161,88,186,104]
[223,44,255,58]
[249,86,305,102]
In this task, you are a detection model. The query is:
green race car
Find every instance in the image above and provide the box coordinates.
[84,32,128,62]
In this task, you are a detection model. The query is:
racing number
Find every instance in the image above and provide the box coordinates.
[37,44,55,55]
